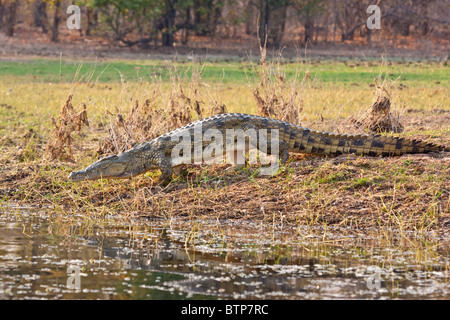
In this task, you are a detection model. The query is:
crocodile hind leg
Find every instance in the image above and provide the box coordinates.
[224,149,246,175]
[259,138,289,175]
[227,149,246,168]
[225,125,254,170]
[245,128,289,174]
[278,140,290,165]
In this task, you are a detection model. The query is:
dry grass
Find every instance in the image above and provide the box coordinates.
[44,95,89,162]
[1,151,448,238]
[0,56,448,242]
[251,37,304,125]
[97,61,228,156]
[351,79,404,133]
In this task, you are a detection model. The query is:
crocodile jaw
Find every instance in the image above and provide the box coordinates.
[68,154,133,181]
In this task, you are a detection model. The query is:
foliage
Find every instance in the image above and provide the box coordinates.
[1,0,448,46]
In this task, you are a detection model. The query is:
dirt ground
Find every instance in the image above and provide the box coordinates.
[0,108,448,236]
[1,27,449,62]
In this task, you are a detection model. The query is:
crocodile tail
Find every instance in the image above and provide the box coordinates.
[290,129,449,156]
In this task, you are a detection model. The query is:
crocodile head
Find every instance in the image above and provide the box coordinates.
[68,151,157,182]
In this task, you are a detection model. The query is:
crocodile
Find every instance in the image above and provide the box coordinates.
[68,113,449,183]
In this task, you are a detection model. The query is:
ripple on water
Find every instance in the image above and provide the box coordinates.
[0,207,448,299]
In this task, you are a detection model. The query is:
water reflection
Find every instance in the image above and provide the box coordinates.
[0,206,448,299]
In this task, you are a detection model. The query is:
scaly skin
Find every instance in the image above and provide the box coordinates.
[68,113,449,183]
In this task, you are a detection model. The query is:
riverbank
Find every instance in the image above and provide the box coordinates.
[0,56,448,239]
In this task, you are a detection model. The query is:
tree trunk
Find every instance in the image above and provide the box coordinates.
[401,22,410,36]
[0,3,3,27]
[162,0,177,46]
[50,1,62,42]
[209,1,221,38]
[4,0,18,37]
[419,1,430,36]
[270,5,287,48]
[193,0,203,35]
[421,20,430,36]
[181,6,191,44]
[304,19,313,43]
[258,0,270,47]
[33,0,48,34]
[245,1,255,35]
[365,27,372,45]
[85,7,98,37]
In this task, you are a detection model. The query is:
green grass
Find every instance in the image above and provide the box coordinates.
[0,58,448,85]
[0,58,447,136]
[1,58,448,135]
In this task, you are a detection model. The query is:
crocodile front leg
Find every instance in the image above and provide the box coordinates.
[242,123,289,174]
[154,150,174,184]
[158,159,173,184]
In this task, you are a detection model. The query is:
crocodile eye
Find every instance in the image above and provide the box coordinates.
[101,155,118,161]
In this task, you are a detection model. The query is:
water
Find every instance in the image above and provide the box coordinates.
[0,206,448,300]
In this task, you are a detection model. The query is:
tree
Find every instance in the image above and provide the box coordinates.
[2,0,18,37]
[333,0,367,41]
[161,0,177,46]
[256,0,290,48]
[73,0,98,37]
[0,2,5,30]
[293,0,325,44]
[33,0,48,34]
[244,0,256,35]
[2,0,448,47]
[47,0,63,42]
[93,0,162,47]
[192,0,223,37]
[85,2,99,37]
